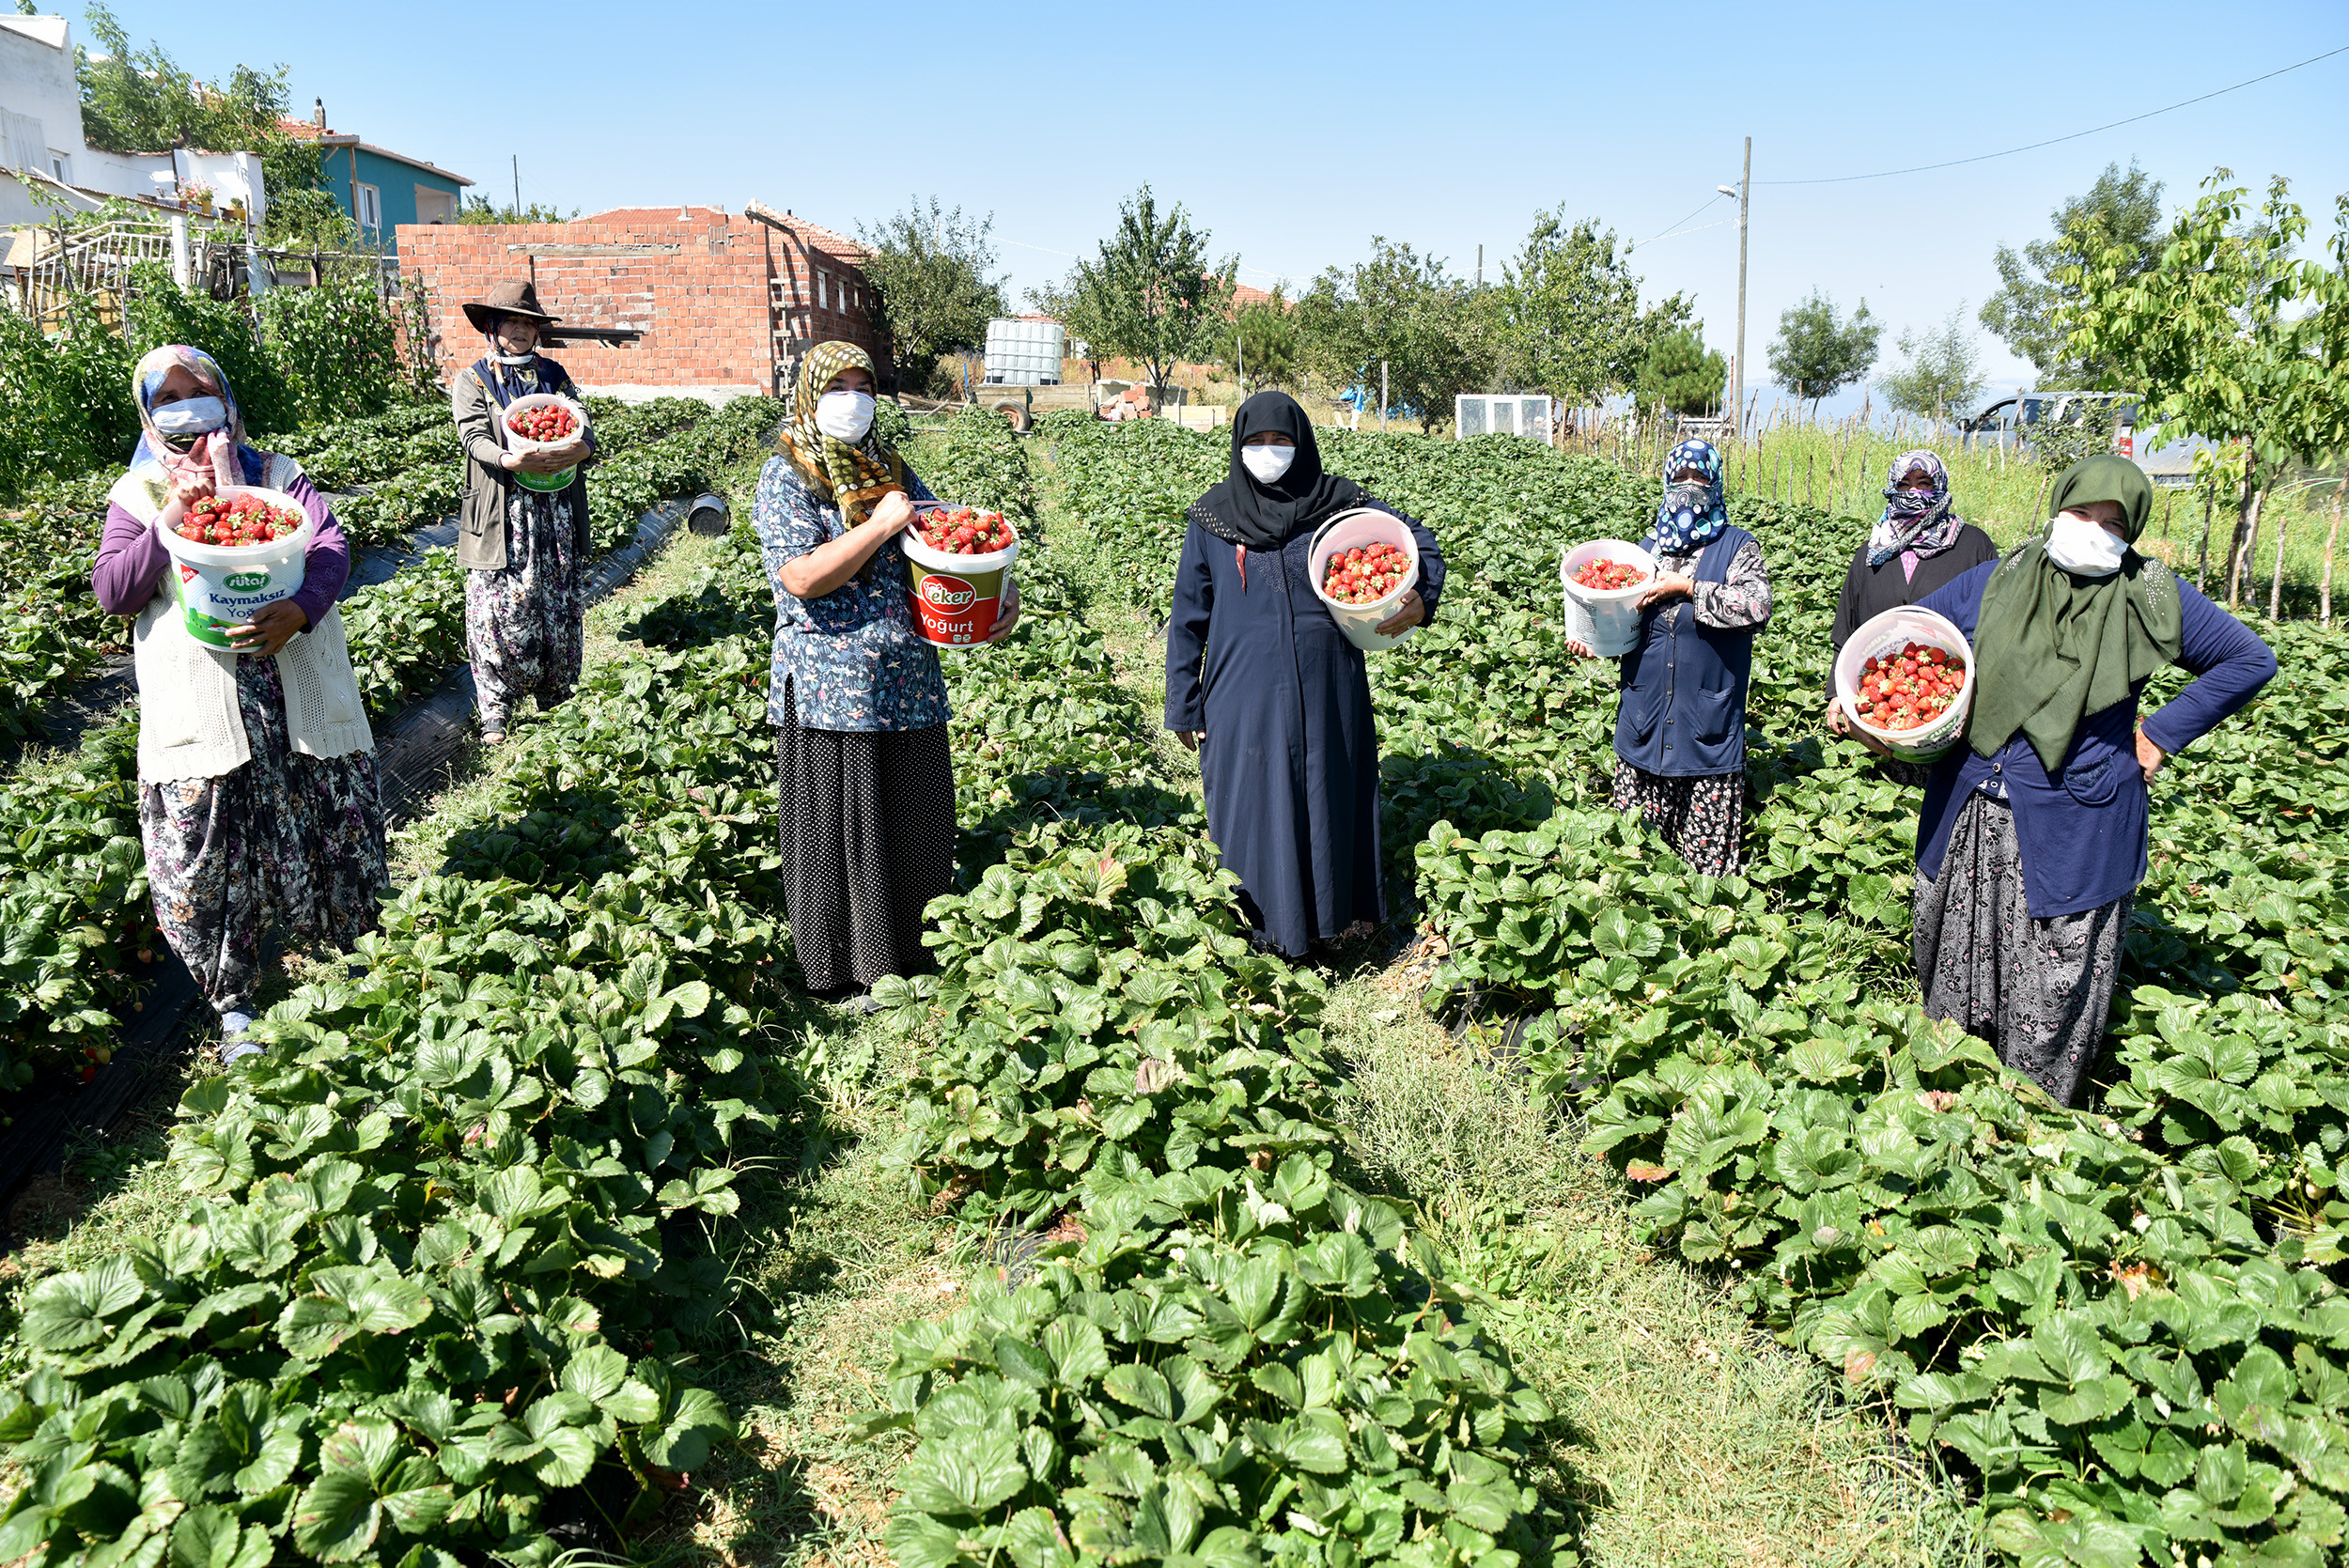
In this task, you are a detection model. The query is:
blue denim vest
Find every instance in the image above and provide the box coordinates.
[1612,525,1755,777]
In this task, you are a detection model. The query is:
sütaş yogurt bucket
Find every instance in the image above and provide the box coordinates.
[154,485,312,649]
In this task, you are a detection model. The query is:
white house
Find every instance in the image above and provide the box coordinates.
[0,14,263,227]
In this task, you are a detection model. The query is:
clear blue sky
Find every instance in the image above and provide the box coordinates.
[81,0,2349,416]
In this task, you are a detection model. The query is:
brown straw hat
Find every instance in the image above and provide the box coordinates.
[462,278,560,334]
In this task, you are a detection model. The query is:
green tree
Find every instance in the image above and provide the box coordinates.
[2060,173,2349,611]
[1878,304,1987,424]
[1632,327,1726,416]
[1981,161,2166,380]
[1490,210,1691,405]
[1767,290,1879,416]
[856,197,1006,395]
[1293,240,1495,431]
[1216,287,1299,393]
[457,197,578,225]
[1031,186,1236,396]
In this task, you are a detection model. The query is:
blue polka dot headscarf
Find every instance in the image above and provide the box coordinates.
[1652,439,1729,555]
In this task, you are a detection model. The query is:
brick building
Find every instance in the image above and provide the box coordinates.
[394,205,884,400]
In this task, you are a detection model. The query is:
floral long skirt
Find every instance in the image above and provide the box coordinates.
[1610,759,1746,877]
[140,656,389,1016]
[467,487,584,733]
[1912,790,2128,1106]
[774,686,956,993]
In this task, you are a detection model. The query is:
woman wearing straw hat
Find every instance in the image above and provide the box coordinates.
[1824,450,1997,783]
[91,347,385,1063]
[754,342,1019,1007]
[1565,439,1772,877]
[452,279,597,745]
[1164,392,1442,957]
[1879,456,2275,1104]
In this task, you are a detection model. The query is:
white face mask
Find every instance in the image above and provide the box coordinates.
[151,396,226,436]
[1241,443,1297,484]
[2045,511,2128,577]
[816,390,876,442]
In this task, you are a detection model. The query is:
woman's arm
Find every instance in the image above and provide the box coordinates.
[753,459,915,602]
[283,469,349,630]
[93,502,169,616]
[1691,537,1772,631]
[1163,522,1214,735]
[452,370,507,470]
[2139,581,2278,758]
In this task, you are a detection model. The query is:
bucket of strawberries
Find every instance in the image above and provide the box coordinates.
[902,503,1019,646]
[152,485,314,648]
[1833,607,1975,762]
[1558,538,1658,656]
[1306,508,1422,651]
[500,392,589,492]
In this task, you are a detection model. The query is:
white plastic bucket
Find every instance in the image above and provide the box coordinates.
[500,392,588,493]
[1833,606,1975,764]
[903,504,1019,648]
[1307,508,1420,652]
[1559,539,1658,656]
[154,485,312,649]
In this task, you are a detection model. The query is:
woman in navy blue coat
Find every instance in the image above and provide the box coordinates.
[1566,440,1773,877]
[1164,393,1443,956]
[1875,456,2276,1104]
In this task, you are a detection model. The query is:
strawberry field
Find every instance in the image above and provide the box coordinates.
[0,405,2342,1567]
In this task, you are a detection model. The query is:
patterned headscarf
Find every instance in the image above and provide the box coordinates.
[1651,439,1729,556]
[131,345,246,484]
[1866,450,1965,567]
[775,341,906,526]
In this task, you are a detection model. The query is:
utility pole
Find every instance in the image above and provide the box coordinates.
[1475,244,1482,288]
[1380,361,1389,432]
[1731,138,1750,437]
[512,155,521,220]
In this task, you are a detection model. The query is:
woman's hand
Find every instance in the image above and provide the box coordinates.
[2136,725,2167,782]
[983,577,1021,644]
[1637,572,1695,611]
[1564,637,1595,659]
[1174,730,1202,752]
[512,442,579,474]
[161,432,233,522]
[1826,693,1851,737]
[1375,588,1426,638]
[226,600,309,658]
[869,490,917,536]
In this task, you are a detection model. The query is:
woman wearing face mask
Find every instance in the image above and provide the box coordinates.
[92,347,386,1063]
[1565,439,1772,877]
[452,280,597,745]
[1825,452,1998,781]
[1164,391,1442,956]
[754,343,1019,1006]
[1886,456,2276,1105]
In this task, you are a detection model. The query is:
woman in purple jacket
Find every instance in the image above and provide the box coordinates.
[91,347,386,1063]
[1877,456,2275,1104]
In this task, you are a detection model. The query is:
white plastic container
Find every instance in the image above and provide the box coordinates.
[903,505,1019,647]
[1834,606,1976,764]
[1559,539,1658,656]
[154,486,313,649]
[1307,508,1420,652]
[500,392,588,493]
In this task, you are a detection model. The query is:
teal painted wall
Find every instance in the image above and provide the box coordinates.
[323,144,465,254]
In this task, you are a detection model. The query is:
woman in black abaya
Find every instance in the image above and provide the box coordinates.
[1163,392,1444,955]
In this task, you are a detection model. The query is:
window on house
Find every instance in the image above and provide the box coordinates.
[354,181,381,231]
[413,186,457,225]
[47,150,70,184]
[817,272,829,310]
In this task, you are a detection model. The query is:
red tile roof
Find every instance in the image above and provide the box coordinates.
[584,205,732,224]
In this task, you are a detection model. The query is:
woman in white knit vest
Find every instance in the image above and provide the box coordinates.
[91,347,388,1063]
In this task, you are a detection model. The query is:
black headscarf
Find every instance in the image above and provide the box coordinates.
[1188,391,1365,551]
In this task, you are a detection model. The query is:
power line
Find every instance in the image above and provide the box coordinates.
[1633,193,1723,249]
[1756,41,2349,186]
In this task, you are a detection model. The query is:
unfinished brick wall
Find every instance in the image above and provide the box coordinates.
[395,207,885,396]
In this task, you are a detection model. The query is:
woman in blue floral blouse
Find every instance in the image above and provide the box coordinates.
[754,342,1019,1005]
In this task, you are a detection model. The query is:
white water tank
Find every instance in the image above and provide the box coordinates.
[984,318,1066,386]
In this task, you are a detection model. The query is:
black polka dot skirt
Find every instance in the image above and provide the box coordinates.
[774,686,956,993]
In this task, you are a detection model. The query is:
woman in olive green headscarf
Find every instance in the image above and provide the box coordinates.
[1867,455,2279,1104]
